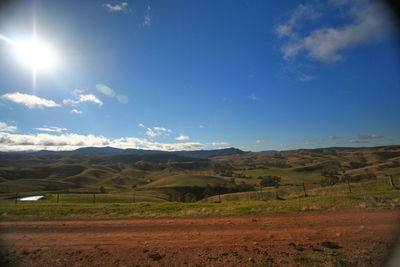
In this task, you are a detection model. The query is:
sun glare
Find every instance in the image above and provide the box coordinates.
[15,39,56,70]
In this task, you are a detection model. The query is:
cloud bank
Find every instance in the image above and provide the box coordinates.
[0,132,205,152]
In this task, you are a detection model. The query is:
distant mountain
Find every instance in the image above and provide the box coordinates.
[176,148,245,159]
[4,147,245,159]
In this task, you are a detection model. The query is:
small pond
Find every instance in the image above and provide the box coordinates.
[18,195,44,201]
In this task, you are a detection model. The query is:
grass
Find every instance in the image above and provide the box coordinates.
[0,180,399,221]
[144,174,227,188]
[241,167,323,183]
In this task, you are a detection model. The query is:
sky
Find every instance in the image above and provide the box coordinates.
[0,0,399,152]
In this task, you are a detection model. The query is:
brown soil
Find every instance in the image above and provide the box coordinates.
[0,210,399,266]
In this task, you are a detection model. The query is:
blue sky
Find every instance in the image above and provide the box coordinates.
[0,0,399,152]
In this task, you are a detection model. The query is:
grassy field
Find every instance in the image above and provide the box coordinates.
[1,145,400,220]
[144,174,228,188]
[240,167,323,183]
[1,178,399,221]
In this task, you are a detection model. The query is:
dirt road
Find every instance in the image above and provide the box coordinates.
[1,210,399,266]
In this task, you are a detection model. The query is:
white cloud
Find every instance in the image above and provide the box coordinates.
[154,127,171,132]
[35,126,67,133]
[328,135,340,140]
[96,84,116,97]
[175,135,189,141]
[211,142,230,146]
[0,122,17,132]
[146,128,158,137]
[1,92,61,109]
[104,2,128,12]
[199,125,204,129]
[277,1,392,63]
[63,94,103,106]
[255,140,263,144]
[145,127,172,137]
[0,132,205,152]
[359,134,384,139]
[138,123,145,128]
[78,94,103,106]
[71,109,83,114]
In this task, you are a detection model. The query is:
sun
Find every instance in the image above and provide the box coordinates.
[15,38,56,70]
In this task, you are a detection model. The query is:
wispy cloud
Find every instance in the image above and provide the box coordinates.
[299,73,314,82]
[96,84,129,104]
[1,92,61,109]
[349,139,369,144]
[328,135,340,140]
[103,2,128,12]
[140,5,152,27]
[71,109,83,114]
[175,135,189,141]
[276,4,320,39]
[276,1,392,63]
[138,123,145,128]
[145,127,172,138]
[0,122,17,132]
[0,132,205,152]
[63,93,103,106]
[359,134,384,139]
[255,140,264,144]
[248,93,259,101]
[35,126,67,133]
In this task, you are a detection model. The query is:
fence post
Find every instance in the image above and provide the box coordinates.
[388,175,397,189]
[302,182,308,197]
[347,179,352,193]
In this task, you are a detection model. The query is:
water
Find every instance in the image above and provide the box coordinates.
[18,195,44,201]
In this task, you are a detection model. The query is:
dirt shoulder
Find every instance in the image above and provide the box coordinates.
[1,209,399,266]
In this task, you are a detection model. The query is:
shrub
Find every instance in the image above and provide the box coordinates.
[350,173,377,182]
[260,176,281,187]
[320,175,339,186]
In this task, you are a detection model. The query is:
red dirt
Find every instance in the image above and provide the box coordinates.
[0,210,399,266]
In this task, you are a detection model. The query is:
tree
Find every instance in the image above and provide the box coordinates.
[260,176,281,187]
[99,185,106,194]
